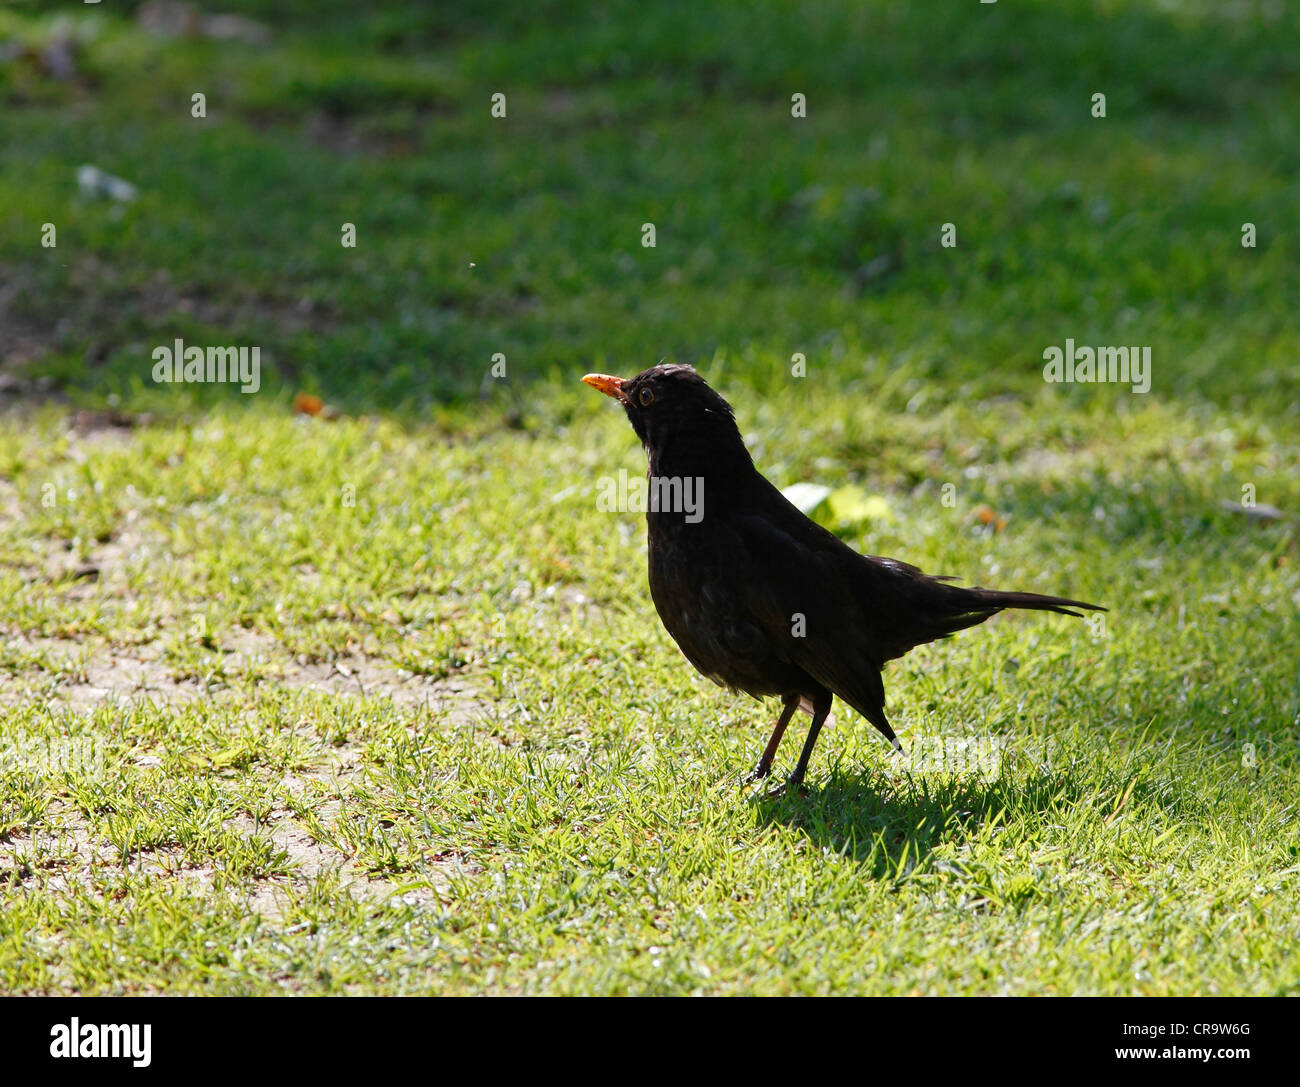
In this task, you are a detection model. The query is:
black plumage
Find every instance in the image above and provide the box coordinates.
[584,364,1104,786]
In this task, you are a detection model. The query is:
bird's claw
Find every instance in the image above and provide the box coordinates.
[741,768,808,799]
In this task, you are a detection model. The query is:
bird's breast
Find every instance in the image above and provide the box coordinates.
[645,518,801,699]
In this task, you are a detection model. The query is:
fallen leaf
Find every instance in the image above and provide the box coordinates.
[781,482,831,516]
[827,485,893,526]
[293,392,324,416]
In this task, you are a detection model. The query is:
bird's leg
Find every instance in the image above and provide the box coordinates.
[787,691,833,787]
[742,694,800,784]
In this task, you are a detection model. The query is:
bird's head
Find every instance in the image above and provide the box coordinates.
[582,364,747,468]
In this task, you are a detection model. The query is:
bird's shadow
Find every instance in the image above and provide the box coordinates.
[748,764,1140,878]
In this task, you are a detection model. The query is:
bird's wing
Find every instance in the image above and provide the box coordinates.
[722,503,900,731]
[746,476,1016,650]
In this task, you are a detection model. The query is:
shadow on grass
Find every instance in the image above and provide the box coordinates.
[750,763,1161,880]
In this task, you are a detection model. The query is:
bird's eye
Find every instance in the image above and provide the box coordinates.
[638,387,655,406]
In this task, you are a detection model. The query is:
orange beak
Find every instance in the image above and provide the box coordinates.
[582,373,627,402]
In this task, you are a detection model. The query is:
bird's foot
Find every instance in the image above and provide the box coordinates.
[743,773,808,800]
[740,763,772,787]
[759,776,807,800]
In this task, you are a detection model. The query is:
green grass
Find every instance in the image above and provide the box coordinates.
[0,0,1298,995]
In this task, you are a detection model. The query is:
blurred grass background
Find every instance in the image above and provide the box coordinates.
[2,0,1297,415]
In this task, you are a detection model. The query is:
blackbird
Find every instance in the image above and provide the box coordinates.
[583,364,1104,787]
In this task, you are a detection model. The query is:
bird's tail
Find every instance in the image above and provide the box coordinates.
[871,557,1106,660]
[965,588,1105,619]
[920,590,1102,642]
[930,587,1104,639]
